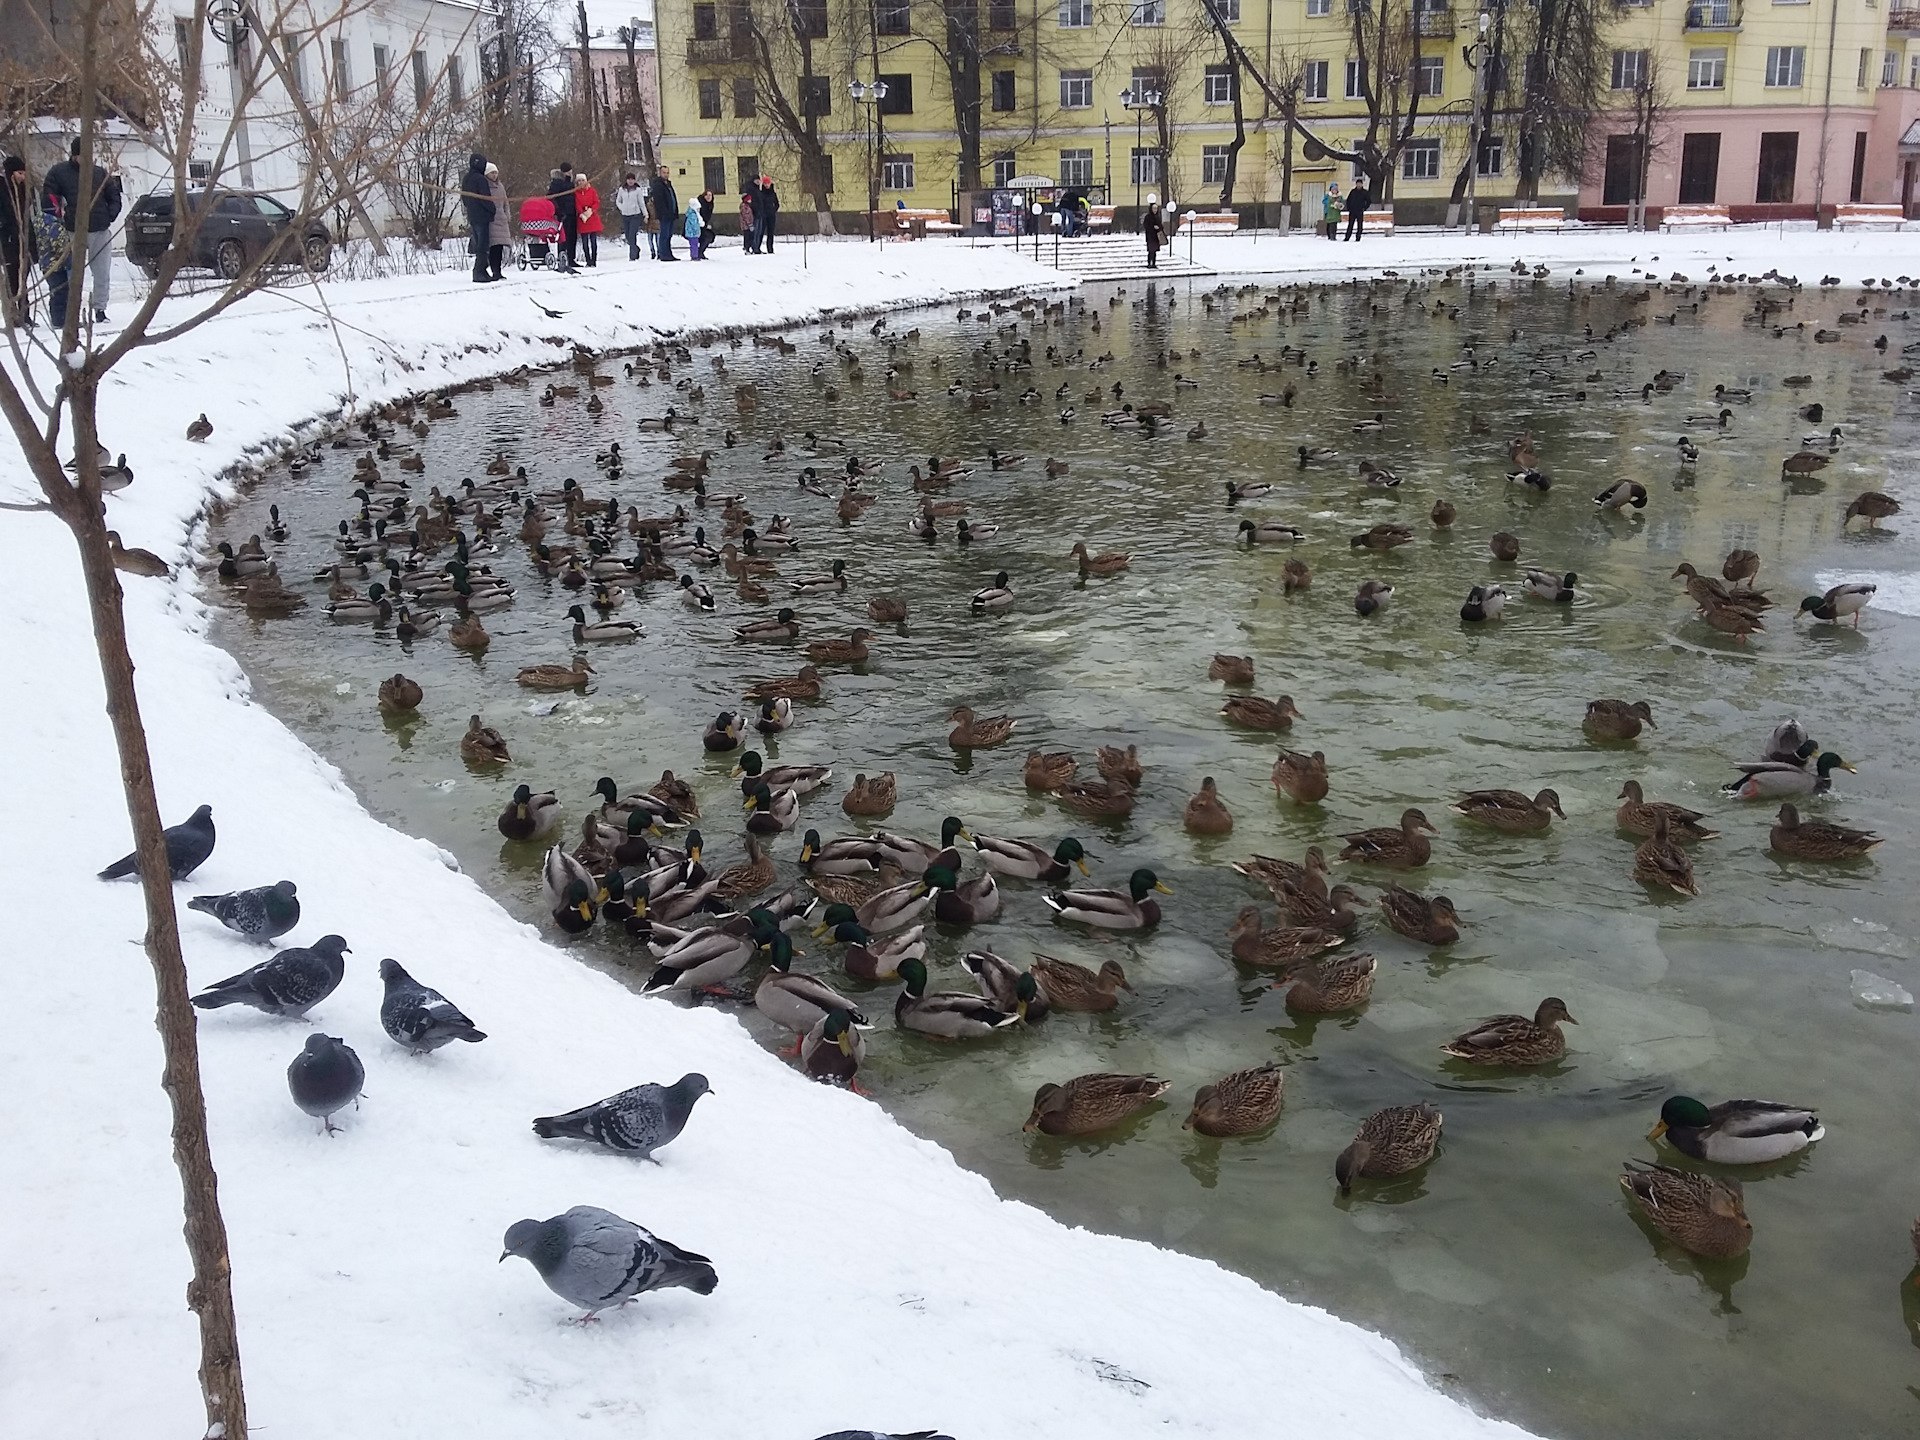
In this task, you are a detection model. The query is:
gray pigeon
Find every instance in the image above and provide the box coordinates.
[191,934,349,1017]
[500,1205,716,1317]
[378,958,486,1052]
[287,1033,364,1133]
[187,880,300,941]
[97,804,216,881]
[814,1433,956,1440]
[531,1072,710,1161]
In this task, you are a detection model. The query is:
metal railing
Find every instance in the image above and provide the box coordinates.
[686,33,753,63]
[1889,6,1920,33]
[1410,6,1455,38]
[1683,2,1741,31]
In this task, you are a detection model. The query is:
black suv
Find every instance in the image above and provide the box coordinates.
[126,186,333,281]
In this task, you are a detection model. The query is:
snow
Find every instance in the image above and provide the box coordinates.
[0,241,1545,1438]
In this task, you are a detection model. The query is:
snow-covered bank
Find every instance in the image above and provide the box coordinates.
[1,245,1538,1438]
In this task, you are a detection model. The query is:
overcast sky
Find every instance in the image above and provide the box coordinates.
[568,0,657,46]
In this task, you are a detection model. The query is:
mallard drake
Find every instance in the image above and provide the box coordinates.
[960,518,1003,545]
[824,920,926,982]
[1797,582,1875,626]
[678,574,716,611]
[1275,950,1377,1014]
[498,783,562,842]
[1209,654,1255,685]
[896,957,1018,1039]
[541,845,601,933]
[1225,480,1271,503]
[1723,751,1852,799]
[449,611,490,650]
[1614,781,1717,841]
[1376,883,1458,944]
[744,664,824,702]
[1357,458,1400,487]
[816,878,934,935]
[1183,777,1234,836]
[1070,542,1132,576]
[790,559,848,594]
[754,935,866,1042]
[1239,519,1307,545]
[963,949,1046,1022]
[970,570,1015,610]
[1770,803,1882,859]
[1297,445,1338,464]
[1648,1096,1823,1164]
[1762,718,1813,764]
[1283,558,1312,594]
[873,817,970,877]
[702,712,744,753]
[1097,744,1143,787]
[735,749,831,797]
[1507,467,1551,492]
[949,706,1015,748]
[1490,531,1521,563]
[1842,491,1900,528]
[1353,579,1394,616]
[644,913,770,993]
[1618,1160,1752,1258]
[1634,813,1699,896]
[1031,954,1131,1011]
[516,655,594,689]
[734,607,801,642]
[806,628,874,664]
[1270,749,1329,804]
[1451,787,1564,833]
[1584,698,1655,741]
[744,782,801,834]
[797,829,880,876]
[1227,906,1344,969]
[1183,1062,1284,1137]
[1523,569,1577,603]
[326,584,391,623]
[460,714,509,765]
[1350,523,1414,552]
[1336,1103,1443,1193]
[1221,695,1301,731]
[972,834,1090,882]
[1024,751,1079,790]
[1024,1072,1170,1136]
[1339,808,1435,867]
[1045,868,1169,930]
[1430,498,1457,528]
[377,673,423,712]
[1594,480,1649,512]
[867,594,908,623]
[1054,776,1136,819]
[1460,583,1507,622]
[564,603,641,643]
[1441,996,1576,1066]
[800,1008,864,1087]
[840,772,897,817]
[394,606,440,641]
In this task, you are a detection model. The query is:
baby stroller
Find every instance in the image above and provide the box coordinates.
[517,195,561,270]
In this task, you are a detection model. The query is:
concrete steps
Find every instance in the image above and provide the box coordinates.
[984,234,1215,281]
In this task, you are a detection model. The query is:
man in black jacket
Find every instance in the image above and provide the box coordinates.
[460,153,494,284]
[41,138,122,321]
[1343,180,1372,241]
[649,166,678,261]
[758,176,780,250]
[547,162,578,272]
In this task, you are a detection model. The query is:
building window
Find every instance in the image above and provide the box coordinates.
[1060,69,1093,107]
[989,0,1017,27]
[877,73,913,113]
[330,37,350,99]
[1414,55,1443,96]
[1858,47,1871,88]
[992,152,1017,186]
[737,155,761,192]
[1059,148,1094,185]
[1307,0,1331,14]
[703,156,727,193]
[1602,133,1644,204]
[693,2,718,37]
[1215,0,1241,17]
[1303,59,1328,99]
[411,50,430,107]
[1884,50,1899,87]
[1912,54,1919,88]
[1130,147,1160,185]
[1610,48,1646,91]
[1402,138,1440,179]
[794,0,828,37]
[1678,131,1720,203]
[991,70,1016,111]
[1686,47,1725,89]
[1345,58,1363,98]
[624,140,647,164]
[1131,64,1166,98]
[1058,0,1093,25]
[698,78,723,117]
[1756,130,1798,200]
[881,153,915,190]
[372,44,391,95]
[1764,46,1804,87]
[1201,144,1231,184]
[1203,64,1237,104]
[448,56,463,106]
[1477,132,1504,175]
[174,18,194,79]
[733,77,756,115]
[800,74,832,115]
[799,153,834,193]
[1133,0,1165,22]
[875,0,910,33]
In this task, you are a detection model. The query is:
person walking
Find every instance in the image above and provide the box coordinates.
[484,163,510,279]
[757,175,780,250]
[41,137,122,322]
[1321,182,1341,240]
[649,166,679,261]
[614,171,647,260]
[739,186,757,253]
[697,188,716,256]
[1343,179,1372,241]
[684,193,703,260]
[1,156,39,329]
[1142,194,1163,271]
[35,199,69,329]
[575,173,602,268]
[547,162,579,272]
[460,153,494,284]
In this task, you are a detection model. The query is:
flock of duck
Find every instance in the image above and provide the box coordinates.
[195,267,1918,1278]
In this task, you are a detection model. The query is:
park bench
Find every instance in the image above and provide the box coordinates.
[1495,207,1566,233]
[1181,211,1242,235]
[1087,205,1116,230]
[879,207,963,238]
[1659,204,1731,231]
[1361,210,1394,236]
[1833,203,1906,230]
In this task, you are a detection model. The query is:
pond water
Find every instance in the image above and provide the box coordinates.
[207,269,1920,1439]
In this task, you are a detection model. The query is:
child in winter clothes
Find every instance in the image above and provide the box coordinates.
[684,196,703,259]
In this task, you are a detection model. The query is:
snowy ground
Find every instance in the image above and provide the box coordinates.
[0,242,1548,1438]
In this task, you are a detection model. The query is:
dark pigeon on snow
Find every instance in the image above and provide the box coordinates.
[97,804,215,881]
[190,935,349,1017]
[286,1032,364,1133]
[378,958,486,1052]
[187,880,300,941]
[531,1072,710,1161]
[813,1433,956,1440]
[500,1205,716,1317]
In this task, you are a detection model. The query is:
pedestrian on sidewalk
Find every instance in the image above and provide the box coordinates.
[697,187,715,256]
[484,163,509,279]
[460,153,495,284]
[1142,192,1163,271]
[757,175,780,250]
[650,166,679,261]
[1343,179,1372,241]
[739,186,757,252]
[1,155,39,329]
[1322,183,1341,240]
[547,162,579,271]
[575,173,602,267]
[41,137,121,322]
[684,193,704,260]
[615,171,647,259]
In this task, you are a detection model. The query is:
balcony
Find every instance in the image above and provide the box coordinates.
[1683,1,1741,31]
[1409,5,1454,38]
[687,32,753,63]
[1890,7,1920,35]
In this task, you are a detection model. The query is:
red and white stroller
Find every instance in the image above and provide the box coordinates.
[517,195,562,270]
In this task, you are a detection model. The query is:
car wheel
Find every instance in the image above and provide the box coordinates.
[302,236,332,274]
[216,239,246,280]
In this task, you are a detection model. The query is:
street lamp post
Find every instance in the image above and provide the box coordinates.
[849,78,890,242]
[1459,9,1492,231]
[1119,86,1163,213]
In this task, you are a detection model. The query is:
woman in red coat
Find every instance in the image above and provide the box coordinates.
[574,176,602,268]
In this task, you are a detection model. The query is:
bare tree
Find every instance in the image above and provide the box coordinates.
[617,21,658,175]
[1610,53,1671,229]
[484,0,565,117]
[730,0,840,229]
[1512,0,1612,202]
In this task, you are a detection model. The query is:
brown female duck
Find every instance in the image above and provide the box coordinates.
[1221,695,1302,731]
[1339,808,1436,867]
[1209,653,1255,686]
[1619,1160,1752,1258]
[1614,781,1718,841]
[1054,777,1136,819]
[1024,1073,1171,1136]
[1031,955,1132,1012]
[1227,906,1346,969]
[1336,1103,1444,1193]
[949,706,1015,748]
[1270,749,1329,804]
[1275,950,1377,1014]
[806,629,874,665]
[1183,1062,1284,1137]
[1442,997,1576,1066]
[516,655,594,690]
[841,772,898,817]
[460,714,509,765]
[744,664,823,702]
[1377,884,1460,944]
[1183,777,1234,836]
[1070,542,1132,577]
[1024,751,1079,790]
[1450,787,1564,833]
[1769,803,1882,860]
[1584,699,1656,741]
[1634,812,1700,896]
[1096,744,1143,787]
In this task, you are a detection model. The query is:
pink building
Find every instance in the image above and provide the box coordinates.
[580,30,663,173]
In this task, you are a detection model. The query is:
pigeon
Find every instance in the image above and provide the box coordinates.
[97,804,215,881]
[286,1033,364,1133]
[531,1072,711,1161]
[813,1433,955,1440]
[190,934,349,1017]
[186,880,300,941]
[378,958,487,1052]
[500,1206,717,1318]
